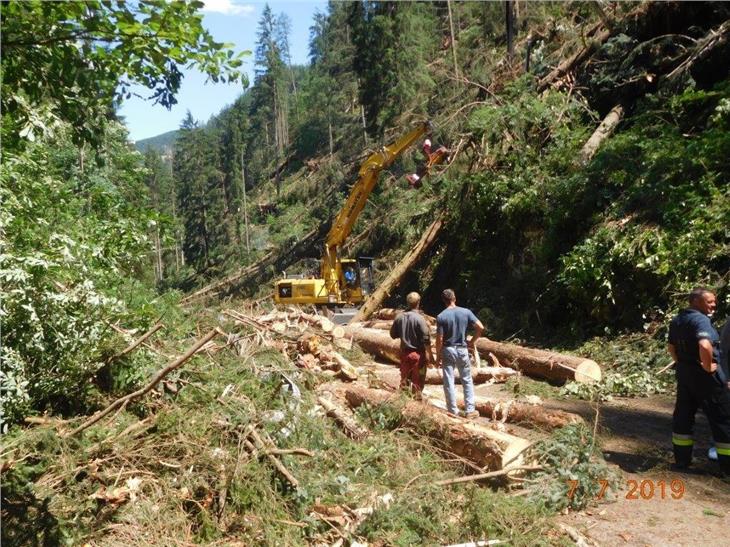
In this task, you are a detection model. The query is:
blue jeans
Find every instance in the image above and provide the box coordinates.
[441,346,475,414]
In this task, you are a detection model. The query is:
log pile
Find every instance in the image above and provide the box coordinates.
[344,323,601,385]
[224,308,358,381]
[221,307,585,470]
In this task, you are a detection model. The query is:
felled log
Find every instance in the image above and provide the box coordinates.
[578,104,624,164]
[372,309,436,325]
[321,349,358,381]
[430,367,517,384]
[358,320,395,330]
[373,308,399,320]
[344,386,530,470]
[374,365,517,391]
[537,23,611,91]
[444,393,583,430]
[350,215,444,323]
[347,325,600,385]
[299,313,334,333]
[474,338,601,385]
[317,396,369,440]
[344,326,401,363]
[664,19,730,85]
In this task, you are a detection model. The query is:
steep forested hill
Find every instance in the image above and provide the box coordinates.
[3,1,730,544]
[134,129,179,155]
[158,1,729,339]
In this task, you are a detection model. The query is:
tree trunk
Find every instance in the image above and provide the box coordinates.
[505,0,516,62]
[350,215,444,323]
[344,327,518,384]
[344,325,600,385]
[474,338,601,385]
[578,104,624,164]
[343,326,401,363]
[241,152,251,254]
[537,23,610,91]
[428,391,583,430]
[344,386,530,470]
[447,0,460,82]
[425,367,518,385]
[318,395,369,440]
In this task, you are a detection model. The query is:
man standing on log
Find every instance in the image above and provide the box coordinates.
[436,289,484,418]
[668,287,730,476]
[389,292,432,396]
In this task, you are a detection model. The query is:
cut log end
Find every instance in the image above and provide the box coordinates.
[574,359,602,384]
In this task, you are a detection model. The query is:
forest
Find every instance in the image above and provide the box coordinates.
[2,1,730,545]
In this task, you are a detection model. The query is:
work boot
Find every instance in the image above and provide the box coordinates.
[460,410,480,419]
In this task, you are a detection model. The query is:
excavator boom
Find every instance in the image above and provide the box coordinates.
[325,121,431,250]
[275,121,432,308]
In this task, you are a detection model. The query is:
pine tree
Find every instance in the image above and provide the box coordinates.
[350,1,440,135]
[174,112,229,275]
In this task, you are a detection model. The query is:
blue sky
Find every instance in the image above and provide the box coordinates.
[120,0,328,142]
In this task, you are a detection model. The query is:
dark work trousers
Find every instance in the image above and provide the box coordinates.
[399,350,427,394]
[673,363,730,473]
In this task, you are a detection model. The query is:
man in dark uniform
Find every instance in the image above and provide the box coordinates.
[668,287,730,475]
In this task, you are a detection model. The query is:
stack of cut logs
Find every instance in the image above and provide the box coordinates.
[224,306,599,471]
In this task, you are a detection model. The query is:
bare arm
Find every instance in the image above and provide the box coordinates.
[436,332,443,367]
[468,320,484,348]
[668,343,678,363]
[698,339,717,373]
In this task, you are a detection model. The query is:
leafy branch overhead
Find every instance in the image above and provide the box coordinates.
[1,0,249,147]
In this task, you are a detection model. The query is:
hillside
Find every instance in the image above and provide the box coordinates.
[3,1,730,545]
[134,129,179,156]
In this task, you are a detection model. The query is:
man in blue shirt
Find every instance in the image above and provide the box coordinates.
[436,288,484,418]
[668,287,730,475]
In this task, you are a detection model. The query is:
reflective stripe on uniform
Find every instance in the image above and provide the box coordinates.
[672,433,694,446]
[716,442,730,456]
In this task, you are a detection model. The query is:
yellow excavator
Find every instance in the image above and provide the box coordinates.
[274,121,446,311]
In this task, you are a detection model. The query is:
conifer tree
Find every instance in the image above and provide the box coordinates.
[350,1,440,135]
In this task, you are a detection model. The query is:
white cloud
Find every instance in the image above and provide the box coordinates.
[201,0,255,17]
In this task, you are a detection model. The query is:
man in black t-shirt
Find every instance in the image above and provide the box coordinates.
[668,287,730,474]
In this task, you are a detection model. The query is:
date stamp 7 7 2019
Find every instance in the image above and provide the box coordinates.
[567,479,686,501]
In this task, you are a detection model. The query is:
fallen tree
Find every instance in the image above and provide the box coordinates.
[473,338,601,385]
[374,363,518,389]
[425,391,583,430]
[578,103,624,164]
[344,385,530,470]
[537,2,652,91]
[345,325,601,385]
[350,215,444,323]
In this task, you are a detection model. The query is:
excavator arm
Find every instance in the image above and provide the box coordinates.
[321,121,431,295]
[274,121,433,308]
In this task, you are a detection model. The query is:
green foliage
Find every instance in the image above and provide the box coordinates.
[526,424,619,511]
[557,84,730,328]
[1,0,247,148]
[351,1,440,134]
[0,123,163,428]
[561,334,672,400]
[355,400,406,431]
